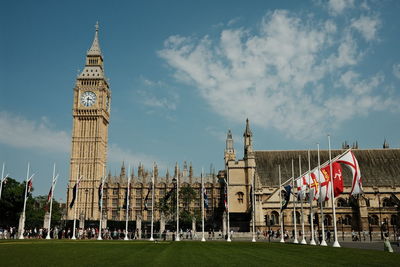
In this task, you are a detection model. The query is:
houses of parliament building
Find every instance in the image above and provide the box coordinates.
[67,25,400,237]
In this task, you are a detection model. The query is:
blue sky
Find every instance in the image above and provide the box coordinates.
[1,0,400,201]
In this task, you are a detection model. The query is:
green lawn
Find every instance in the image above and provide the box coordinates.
[0,240,398,266]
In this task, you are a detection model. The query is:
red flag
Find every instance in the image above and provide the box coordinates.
[331,162,343,197]
[27,178,33,193]
[47,186,53,202]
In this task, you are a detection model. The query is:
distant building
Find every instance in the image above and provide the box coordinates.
[223,119,400,237]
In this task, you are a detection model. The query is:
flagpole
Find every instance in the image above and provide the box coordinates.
[19,162,30,239]
[124,164,131,241]
[150,162,155,241]
[226,169,231,242]
[298,156,306,245]
[317,143,327,246]
[278,165,285,243]
[251,171,256,242]
[292,159,299,244]
[0,163,4,200]
[309,150,316,245]
[328,135,341,248]
[72,173,81,240]
[0,162,8,200]
[46,164,57,239]
[98,165,106,240]
[201,168,206,242]
[176,169,180,241]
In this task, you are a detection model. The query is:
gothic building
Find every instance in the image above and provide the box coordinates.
[67,23,111,220]
[223,120,400,238]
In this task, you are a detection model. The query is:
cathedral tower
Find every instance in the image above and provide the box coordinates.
[67,23,111,220]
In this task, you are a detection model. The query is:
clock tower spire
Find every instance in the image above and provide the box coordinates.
[67,23,111,221]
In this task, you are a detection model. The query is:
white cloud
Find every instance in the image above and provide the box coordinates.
[159,10,397,139]
[137,77,179,111]
[0,112,70,153]
[351,15,380,41]
[328,0,354,15]
[393,63,400,79]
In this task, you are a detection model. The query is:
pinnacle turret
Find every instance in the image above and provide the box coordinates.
[87,22,102,56]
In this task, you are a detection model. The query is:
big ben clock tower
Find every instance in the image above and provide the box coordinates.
[67,23,111,220]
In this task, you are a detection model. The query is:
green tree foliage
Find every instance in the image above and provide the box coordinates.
[0,178,63,228]
[0,177,25,227]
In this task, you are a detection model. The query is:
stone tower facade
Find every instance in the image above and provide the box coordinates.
[67,23,111,220]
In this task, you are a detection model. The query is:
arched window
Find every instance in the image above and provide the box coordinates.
[271,211,279,225]
[382,198,394,207]
[324,215,332,226]
[369,215,379,225]
[337,198,347,207]
[344,215,352,226]
[391,215,399,226]
[237,192,244,204]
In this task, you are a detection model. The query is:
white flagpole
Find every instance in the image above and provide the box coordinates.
[328,135,341,248]
[46,164,58,239]
[292,159,299,244]
[317,143,327,246]
[124,164,131,240]
[72,174,82,240]
[201,168,206,242]
[0,162,8,200]
[309,150,316,245]
[299,156,306,245]
[226,170,231,242]
[150,163,155,241]
[176,169,180,241]
[278,165,285,243]
[251,171,256,242]
[19,162,31,239]
[98,165,106,240]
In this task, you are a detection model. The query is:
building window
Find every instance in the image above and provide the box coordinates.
[324,215,332,226]
[113,189,118,195]
[336,198,347,207]
[237,192,244,204]
[271,211,279,225]
[369,215,379,225]
[112,198,118,206]
[344,215,352,226]
[383,198,394,207]
[136,189,142,195]
[391,215,399,226]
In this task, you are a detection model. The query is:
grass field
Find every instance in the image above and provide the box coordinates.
[0,240,399,266]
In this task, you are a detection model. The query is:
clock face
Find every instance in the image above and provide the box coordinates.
[81,91,97,107]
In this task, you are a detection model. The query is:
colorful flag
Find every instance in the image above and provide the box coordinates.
[47,186,53,203]
[203,187,209,209]
[309,171,320,201]
[296,175,309,200]
[144,183,152,211]
[69,184,78,209]
[337,151,363,195]
[331,162,344,197]
[224,180,228,211]
[281,185,292,210]
[27,178,33,193]
[98,182,103,210]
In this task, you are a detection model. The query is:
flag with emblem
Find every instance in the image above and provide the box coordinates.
[337,151,363,195]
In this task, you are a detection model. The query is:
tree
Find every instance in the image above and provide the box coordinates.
[0,177,25,227]
[0,177,63,229]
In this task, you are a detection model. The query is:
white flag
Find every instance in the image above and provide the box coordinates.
[337,151,363,195]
